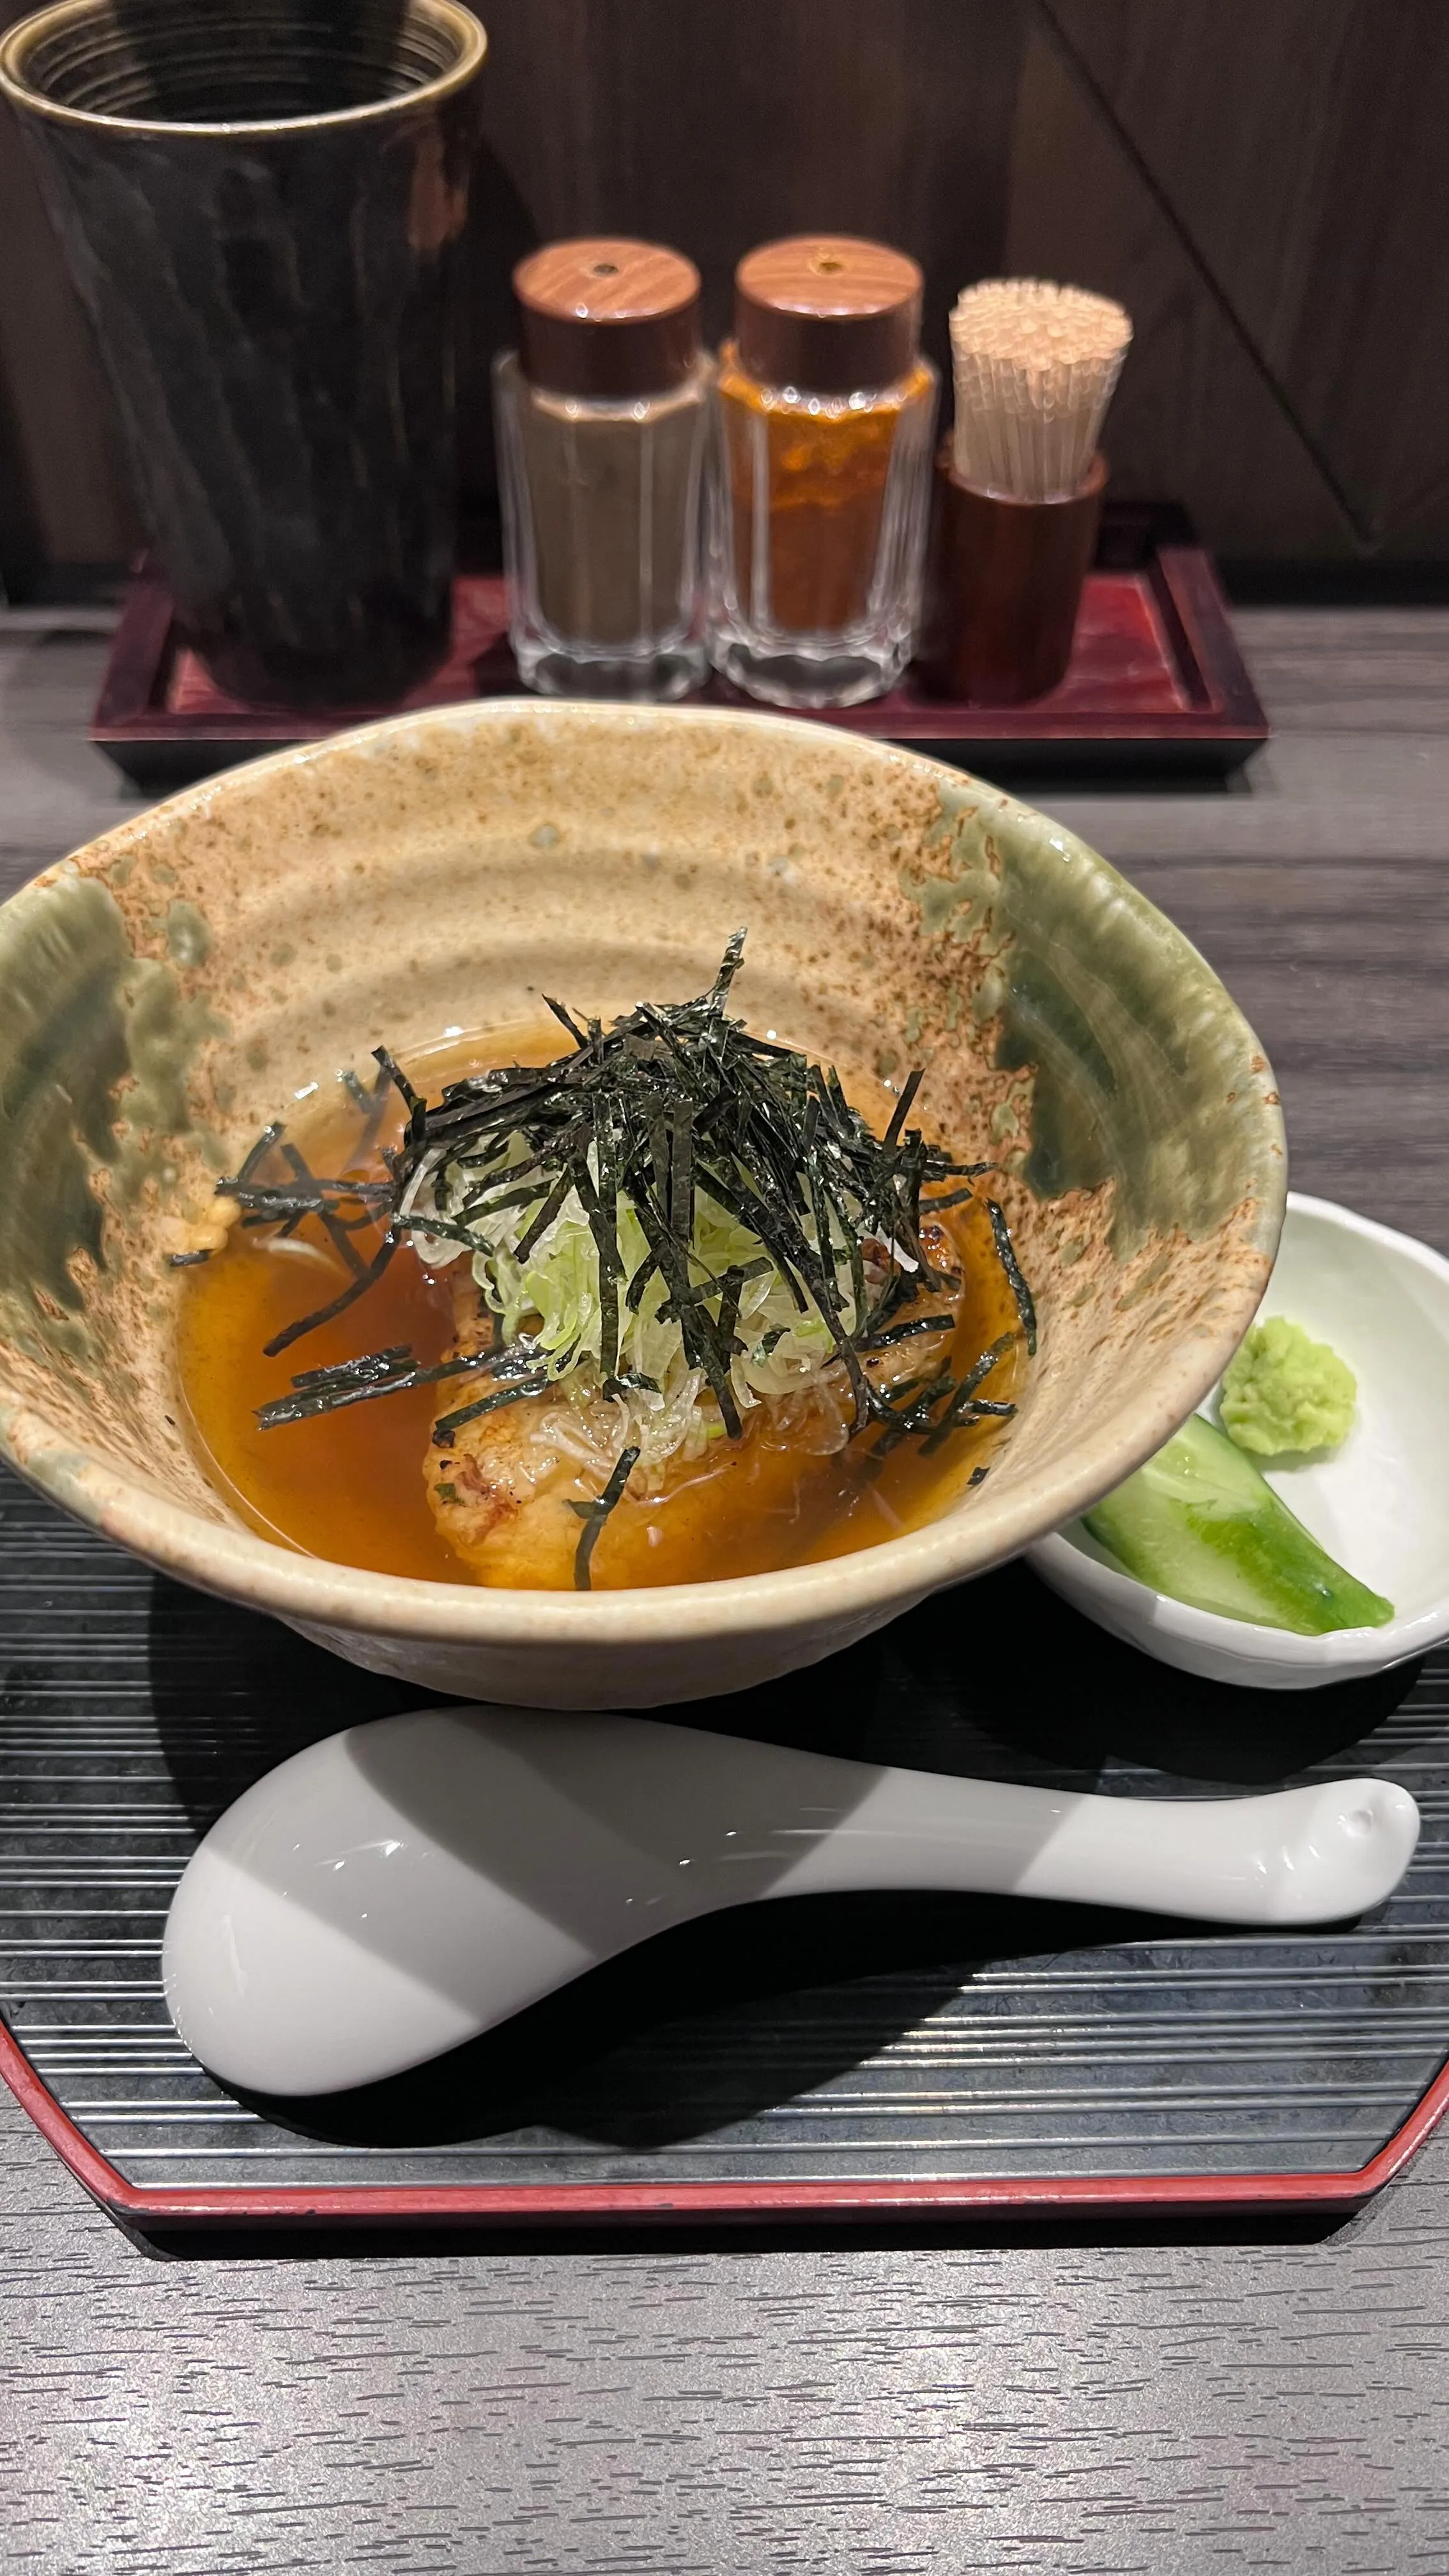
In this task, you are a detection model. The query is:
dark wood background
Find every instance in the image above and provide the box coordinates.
[3,0,1448,589]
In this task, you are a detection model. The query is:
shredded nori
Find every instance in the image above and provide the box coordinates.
[222,936,1036,1586]
[567,1443,642,1591]
[920,1330,1018,1455]
[256,1344,502,1430]
[986,1199,1038,1356]
[432,1368,551,1448]
[263,1229,398,1360]
[860,1312,954,1351]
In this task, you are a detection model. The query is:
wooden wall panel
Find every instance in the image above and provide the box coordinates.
[468,0,1023,347]
[1041,0,1449,558]
[454,0,1026,518]
[1004,21,1361,564]
[0,0,1443,580]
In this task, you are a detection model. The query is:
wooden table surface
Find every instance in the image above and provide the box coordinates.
[3,608,1448,2575]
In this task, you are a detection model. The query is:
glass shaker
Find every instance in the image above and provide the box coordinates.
[494,238,713,699]
[710,236,938,707]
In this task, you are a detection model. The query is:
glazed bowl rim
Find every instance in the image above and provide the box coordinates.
[0,0,486,141]
[0,694,1286,1650]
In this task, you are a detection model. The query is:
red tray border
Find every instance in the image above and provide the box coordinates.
[4,2011,1445,2229]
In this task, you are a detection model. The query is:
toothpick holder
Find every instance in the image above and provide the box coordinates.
[916,447,1107,705]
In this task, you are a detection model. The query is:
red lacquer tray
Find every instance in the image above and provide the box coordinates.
[91,505,1266,793]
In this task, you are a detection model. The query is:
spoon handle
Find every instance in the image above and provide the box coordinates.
[773,1770,1420,1926]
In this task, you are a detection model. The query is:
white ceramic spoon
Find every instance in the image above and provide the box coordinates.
[162,1708,1420,2097]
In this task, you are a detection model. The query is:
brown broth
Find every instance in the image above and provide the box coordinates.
[177,1027,1023,1589]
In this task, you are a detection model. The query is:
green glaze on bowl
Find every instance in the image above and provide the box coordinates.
[0,867,222,1367]
[898,788,1273,1250]
[0,701,1285,1709]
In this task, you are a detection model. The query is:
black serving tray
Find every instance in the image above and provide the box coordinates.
[1,1463,1445,2232]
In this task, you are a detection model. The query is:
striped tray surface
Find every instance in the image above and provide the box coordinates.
[1,1467,1445,2196]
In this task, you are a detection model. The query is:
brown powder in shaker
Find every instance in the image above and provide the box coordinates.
[506,240,710,657]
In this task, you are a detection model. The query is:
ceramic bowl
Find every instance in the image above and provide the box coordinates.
[0,700,1284,1708]
[1029,1194,1449,1689]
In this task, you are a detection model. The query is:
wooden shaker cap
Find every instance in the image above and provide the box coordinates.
[734,235,923,394]
[514,238,702,397]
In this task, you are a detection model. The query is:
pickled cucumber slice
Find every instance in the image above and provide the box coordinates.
[1083,1412,1394,1634]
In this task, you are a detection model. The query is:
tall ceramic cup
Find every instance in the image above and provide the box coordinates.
[0,1,486,707]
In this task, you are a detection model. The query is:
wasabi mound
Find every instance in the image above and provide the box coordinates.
[1220,1316,1356,1459]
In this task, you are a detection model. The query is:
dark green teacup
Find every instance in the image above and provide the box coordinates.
[0,0,486,708]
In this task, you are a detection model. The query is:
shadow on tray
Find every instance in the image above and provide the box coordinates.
[147,1560,1423,2194]
[148,1556,1416,1828]
[231,1882,1259,2154]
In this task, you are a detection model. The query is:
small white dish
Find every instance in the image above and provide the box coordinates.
[1029,1193,1449,1689]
